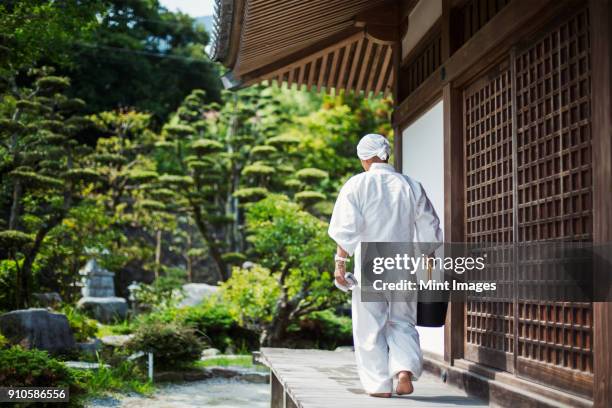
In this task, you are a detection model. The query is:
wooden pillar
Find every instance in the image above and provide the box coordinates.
[392,36,403,172]
[271,371,283,408]
[590,0,612,406]
[442,82,464,364]
[442,0,465,366]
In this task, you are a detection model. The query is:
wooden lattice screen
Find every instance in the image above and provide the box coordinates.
[459,0,511,45]
[464,61,515,371]
[404,33,442,96]
[514,7,593,396]
[463,7,593,397]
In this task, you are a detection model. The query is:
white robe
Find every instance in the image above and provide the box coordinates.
[328,162,442,394]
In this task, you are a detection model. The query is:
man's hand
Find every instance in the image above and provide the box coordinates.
[335,261,348,286]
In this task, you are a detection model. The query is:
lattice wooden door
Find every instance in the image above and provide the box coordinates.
[462,7,593,397]
[513,7,593,397]
[463,60,515,372]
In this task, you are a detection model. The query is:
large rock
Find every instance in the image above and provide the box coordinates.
[0,308,75,353]
[99,334,133,348]
[77,297,128,323]
[178,283,219,307]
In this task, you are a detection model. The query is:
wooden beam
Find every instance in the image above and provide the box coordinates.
[316,52,328,92]
[239,27,362,85]
[326,49,339,90]
[345,37,364,91]
[375,46,393,95]
[590,0,612,406]
[355,40,373,92]
[443,83,465,365]
[365,44,383,96]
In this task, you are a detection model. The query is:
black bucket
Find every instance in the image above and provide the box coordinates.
[417,301,448,327]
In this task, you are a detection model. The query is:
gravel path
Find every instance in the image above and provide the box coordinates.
[87,378,269,408]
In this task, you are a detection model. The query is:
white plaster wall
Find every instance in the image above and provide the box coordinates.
[401,100,445,356]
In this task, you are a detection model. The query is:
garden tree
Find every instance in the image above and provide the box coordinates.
[0,0,102,75]
[154,87,332,282]
[65,0,221,122]
[297,92,393,191]
[221,195,345,346]
[0,67,99,307]
[35,200,120,302]
[89,109,196,283]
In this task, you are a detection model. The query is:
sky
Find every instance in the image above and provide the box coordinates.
[159,0,216,17]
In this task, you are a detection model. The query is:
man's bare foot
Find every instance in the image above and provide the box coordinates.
[396,371,414,395]
[368,392,392,398]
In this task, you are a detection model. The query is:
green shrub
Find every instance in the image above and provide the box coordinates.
[0,346,83,391]
[133,268,186,311]
[128,321,205,368]
[221,265,280,328]
[82,360,153,397]
[0,333,7,349]
[61,305,98,342]
[181,297,258,352]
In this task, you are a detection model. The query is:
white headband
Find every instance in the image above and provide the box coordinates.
[356,133,391,161]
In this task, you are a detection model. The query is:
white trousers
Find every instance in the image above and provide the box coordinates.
[351,288,423,394]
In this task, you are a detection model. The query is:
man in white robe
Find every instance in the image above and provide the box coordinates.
[328,133,442,397]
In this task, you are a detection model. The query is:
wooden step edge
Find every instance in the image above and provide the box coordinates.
[423,355,593,408]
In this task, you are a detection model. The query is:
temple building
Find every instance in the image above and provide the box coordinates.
[212,1,612,406]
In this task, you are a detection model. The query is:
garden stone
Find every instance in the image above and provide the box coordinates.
[32,292,62,307]
[65,361,110,370]
[77,297,127,323]
[100,334,134,348]
[201,347,221,357]
[239,372,270,383]
[0,308,75,354]
[178,283,219,307]
[77,339,102,355]
[208,366,242,378]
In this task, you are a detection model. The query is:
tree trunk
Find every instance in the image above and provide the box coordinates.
[191,204,228,281]
[8,180,22,230]
[261,302,292,346]
[154,229,162,279]
[186,232,193,282]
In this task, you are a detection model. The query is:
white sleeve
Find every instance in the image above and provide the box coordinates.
[414,181,443,243]
[328,179,364,256]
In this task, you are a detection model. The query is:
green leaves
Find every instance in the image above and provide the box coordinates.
[241,162,275,177]
[10,170,63,190]
[191,138,224,154]
[0,230,33,250]
[294,191,326,206]
[295,167,329,182]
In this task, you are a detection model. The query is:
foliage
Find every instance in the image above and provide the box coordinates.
[134,296,257,353]
[221,195,345,345]
[0,333,7,349]
[0,67,102,308]
[0,0,102,73]
[292,309,353,349]
[81,360,153,397]
[221,265,280,328]
[60,305,98,343]
[132,267,186,311]
[64,0,222,122]
[0,346,83,390]
[128,321,205,368]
